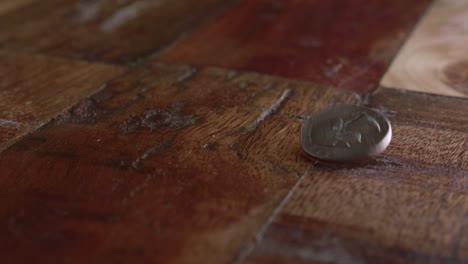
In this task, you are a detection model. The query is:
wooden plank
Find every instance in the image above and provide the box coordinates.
[158,0,432,93]
[0,62,358,263]
[0,50,123,153]
[244,88,468,264]
[0,0,232,64]
[0,0,36,16]
[381,0,468,98]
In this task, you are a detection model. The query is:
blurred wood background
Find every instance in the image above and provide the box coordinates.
[382,0,468,98]
[1,0,468,263]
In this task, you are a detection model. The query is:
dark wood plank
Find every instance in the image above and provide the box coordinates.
[158,0,432,93]
[382,0,468,98]
[0,50,123,152]
[0,62,358,263]
[0,0,232,64]
[244,88,468,264]
[0,0,35,16]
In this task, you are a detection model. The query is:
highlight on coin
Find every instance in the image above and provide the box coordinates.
[300,104,392,161]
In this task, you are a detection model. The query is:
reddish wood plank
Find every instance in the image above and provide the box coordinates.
[0,50,123,152]
[244,88,468,264]
[0,0,232,64]
[0,62,357,263]
[382,0,468,98]
[158,0,432,93]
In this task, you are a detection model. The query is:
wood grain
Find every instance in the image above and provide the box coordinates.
[382,0,468,98]
[0,0,232,64]
[0,62,358,263]
[244,88,468,264]
[158,0,432,93]
[0,0,35,16]
[0,50,123,153]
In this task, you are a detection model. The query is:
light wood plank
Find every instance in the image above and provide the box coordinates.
[382,0,468,98]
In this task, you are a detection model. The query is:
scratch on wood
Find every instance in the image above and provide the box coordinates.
[239,81,250,89]
[263,237,364,264]
[201,142,219,151]
[295,243,363,264]
[120,104,199,133]
[324,63,343,77]
[75,1,101,23]
[350,92,370,106]
[132,136,175,169]
[100,1,153,32]
[60,98,106,124]
[226,70,239,80]
[0,119,22,127]
[282,113,305,120]
[245,88,292,132]
[176,66,198,83]
[337,64,374,89]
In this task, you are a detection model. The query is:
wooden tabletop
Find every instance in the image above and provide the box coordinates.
[1,0,467,263]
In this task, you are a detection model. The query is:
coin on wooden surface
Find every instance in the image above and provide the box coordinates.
[301,104,392,161]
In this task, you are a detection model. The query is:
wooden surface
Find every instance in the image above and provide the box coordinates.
[381,0,468,98]
[2,0,468,263]
[0,0,35,16]
[0,0,232,64]
[158,0,432,93]
[0,50,123,152]
[244,87,468,264]
[0,62,358,263]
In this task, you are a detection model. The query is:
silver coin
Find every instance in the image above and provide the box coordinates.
[301,104,392,161]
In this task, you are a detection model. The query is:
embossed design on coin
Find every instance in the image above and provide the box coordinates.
[301,104,392,161]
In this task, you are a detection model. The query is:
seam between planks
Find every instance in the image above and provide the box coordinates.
[377,0,438,88]
[0,60,126,154]
[232,163,316,264]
